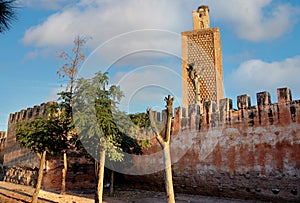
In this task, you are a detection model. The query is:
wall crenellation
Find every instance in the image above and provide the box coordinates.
[151,87,299,131]
[4,102,56,169]
[5,87,298,152]
[2,3,299,201]
[125,87,300,202]
[0,131,7,165]
[2,88,300,201]
[8,102,55,124]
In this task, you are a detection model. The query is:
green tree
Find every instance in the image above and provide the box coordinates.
[129,112,152,150]
[48,91,77,195]
[15,116,64,203]
[129,112,150,129]
[73,71,124,203]
[148,95,176,203]
[0,0,16,33]
[106,111,149,196]
[74,71,151,200]
[56,36,87,195]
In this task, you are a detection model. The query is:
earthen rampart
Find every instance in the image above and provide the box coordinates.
[124,87,300,202]
[3,102,96,190]
[0,131,7,164]
[3,102,54,168]
[2,87,300,201]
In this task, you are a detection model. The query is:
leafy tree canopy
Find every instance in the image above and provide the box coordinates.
[15,116,65,156]
[48,91,77,148]
[73,71,125,162]
[129,112,150,129]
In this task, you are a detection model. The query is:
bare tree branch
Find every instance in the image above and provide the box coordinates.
[148,95,175,203]
[164,95,174,143]
[147,108,165,147]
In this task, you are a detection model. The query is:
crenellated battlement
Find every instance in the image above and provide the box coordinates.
[126,87,300,201]
[2,4,299,201]
[0,131,7,163]
[0,131,6,141]
[2,89,300,201]
[0,131,7,150]
[3,101,56,168]
[150,87,300,131]
[8,101,56,124]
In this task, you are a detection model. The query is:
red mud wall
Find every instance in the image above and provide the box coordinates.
[3,102,96,190]
[43,152,95,191]
[3,88,300,201]
[124,88,300,202]
[0,131,7,165]
[3,104,50,168]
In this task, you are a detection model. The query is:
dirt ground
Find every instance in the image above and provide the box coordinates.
[0,181,268,203]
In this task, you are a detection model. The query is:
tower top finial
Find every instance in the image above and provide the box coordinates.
[198,5,209,12]
[193,5,210,30]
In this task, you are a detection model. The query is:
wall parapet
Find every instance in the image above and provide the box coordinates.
[0,131,7,165]
[151,87,300,130]
[128,87,300,202]
[0,131,6,144]
[8,102,55,125]
[2,88,300,201]
[4,102,56,168]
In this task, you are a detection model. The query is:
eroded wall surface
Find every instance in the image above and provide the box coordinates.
[124,88,300,202]
[2,88,300,201]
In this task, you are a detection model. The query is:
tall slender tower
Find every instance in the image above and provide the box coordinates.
[182,5,224,109]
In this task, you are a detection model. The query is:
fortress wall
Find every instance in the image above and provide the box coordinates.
[2,88,300,201]
[3,102,96,190]
[42,152,95,191]
[0,131,7,164]
[3,102,52,168]
[124,87,300,202]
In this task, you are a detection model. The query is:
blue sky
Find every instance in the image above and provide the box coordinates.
[0,0,300,130]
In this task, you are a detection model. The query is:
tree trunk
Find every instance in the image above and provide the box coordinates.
[94,160,99,203]
[148,95,176,203]
[95,145,106,203]
[109,170,114,196]
[163,146,175,203]
[31,150,46,203]
[61,151,67,195]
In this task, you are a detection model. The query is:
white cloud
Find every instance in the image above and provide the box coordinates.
[23,8,82,47]
[22,0,194,48]
[202,0,299,42]
[21,0,300,109]
[226,55,300,103]
[22,0,300,51]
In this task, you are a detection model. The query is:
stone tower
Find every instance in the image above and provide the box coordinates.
[182,5,224,109]
[192,5,210,29]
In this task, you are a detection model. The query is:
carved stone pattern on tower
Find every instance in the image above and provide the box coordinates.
[186,30,217,103]
[182,5,224,109]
